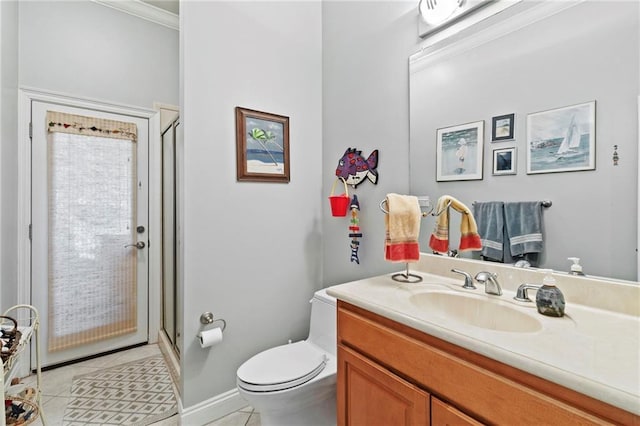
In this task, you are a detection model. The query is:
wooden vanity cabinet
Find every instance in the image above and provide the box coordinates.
[338,345,430,425]
[337,301,639,426]
[431,397,483,426]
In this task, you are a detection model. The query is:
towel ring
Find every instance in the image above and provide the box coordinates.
[379,197,433,217]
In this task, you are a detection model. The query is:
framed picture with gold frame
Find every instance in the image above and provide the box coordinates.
[235,107,290,183]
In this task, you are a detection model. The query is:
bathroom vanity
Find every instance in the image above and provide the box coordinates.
[327,255,640,425]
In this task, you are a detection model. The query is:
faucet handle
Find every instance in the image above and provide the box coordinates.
[514,283,542,302]
[475,271,503,296]
[451,269,476,290]
[474,271,497,282]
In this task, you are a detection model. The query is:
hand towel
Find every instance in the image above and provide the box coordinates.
[473,201,505,262]
[384,193,421,263]
[429,195,482,254]
[504,201,543,257]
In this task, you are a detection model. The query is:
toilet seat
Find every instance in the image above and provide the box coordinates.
[237,341,328,392]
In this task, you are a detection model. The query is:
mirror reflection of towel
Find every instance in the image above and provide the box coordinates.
[474,201,544,265]
[505,201,543,256]
[473,201,504,262]
[429,196,482,254]
[384,194,421,263]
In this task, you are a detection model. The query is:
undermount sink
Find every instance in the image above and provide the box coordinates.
[409,291,543,333]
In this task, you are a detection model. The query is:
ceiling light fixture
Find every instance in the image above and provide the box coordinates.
[419,0,465,26]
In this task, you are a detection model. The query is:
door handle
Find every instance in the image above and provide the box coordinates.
[124,241,146,249]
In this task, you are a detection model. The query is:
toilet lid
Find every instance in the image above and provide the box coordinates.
[237,341,327,392]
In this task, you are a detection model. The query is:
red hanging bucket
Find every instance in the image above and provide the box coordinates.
[328,177,350,217]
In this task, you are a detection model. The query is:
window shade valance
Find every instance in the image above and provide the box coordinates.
[47,111,137,142]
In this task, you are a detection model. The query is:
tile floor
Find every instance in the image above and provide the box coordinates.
[17,344,260,426]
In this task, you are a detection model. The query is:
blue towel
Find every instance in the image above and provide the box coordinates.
[473,202,504,262]
[504,201,543,257]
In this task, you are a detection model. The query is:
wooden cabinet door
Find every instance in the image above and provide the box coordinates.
[338,345,430,426]
[431,397,484,426]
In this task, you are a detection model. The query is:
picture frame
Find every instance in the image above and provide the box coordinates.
[491,113,515,142]
[492,147,516,175]
[436,120,484,182]
[526,101,596,174]
[235,107,290,183]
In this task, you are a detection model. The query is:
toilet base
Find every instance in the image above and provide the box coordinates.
[258,391,336,426]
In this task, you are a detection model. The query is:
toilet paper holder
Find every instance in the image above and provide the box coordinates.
[200,312,227,331]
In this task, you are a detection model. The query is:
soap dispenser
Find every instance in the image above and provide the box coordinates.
[535,269,565,317]
[568,257,585,276]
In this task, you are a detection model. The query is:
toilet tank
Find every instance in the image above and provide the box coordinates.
[307,288,337,356]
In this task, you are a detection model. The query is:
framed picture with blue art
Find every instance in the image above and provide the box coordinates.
[526,101,596,174]
[436,120,484,182]
[493,147,516,175]
[236,107,290,183]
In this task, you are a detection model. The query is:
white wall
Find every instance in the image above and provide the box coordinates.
[0,0,19,311]
[410,1,639,280]
[322,1,418,285]
[19,1,178,108]
[180,0,322,408]
[1,2,178,310]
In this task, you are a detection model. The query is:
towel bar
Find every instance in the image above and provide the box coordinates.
[472,200,552,208]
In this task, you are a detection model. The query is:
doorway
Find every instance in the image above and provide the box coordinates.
[29,98,150,368]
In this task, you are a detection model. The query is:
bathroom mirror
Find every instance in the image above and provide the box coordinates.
[409,1,639,282]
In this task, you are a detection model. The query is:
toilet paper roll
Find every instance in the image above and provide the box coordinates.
[198,327,223,348]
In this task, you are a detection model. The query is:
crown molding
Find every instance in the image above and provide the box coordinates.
[92,0,179,31]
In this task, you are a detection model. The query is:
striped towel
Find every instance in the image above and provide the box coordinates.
[504,202,543,256]
[384,194,421,263]
[473,201,505,261]
[429,196,482,254]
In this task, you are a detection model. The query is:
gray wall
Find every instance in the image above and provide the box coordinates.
[1,0,19,312]
[19,1,178,108]
[180,1,323,407]
[322,1,418,285]
[410,1,639,280]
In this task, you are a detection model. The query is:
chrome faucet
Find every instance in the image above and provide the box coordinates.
[451,269,476,290]
[474,272,503,296]
[514,283,542,302]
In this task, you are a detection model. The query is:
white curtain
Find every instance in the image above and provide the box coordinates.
[46,111,138,352]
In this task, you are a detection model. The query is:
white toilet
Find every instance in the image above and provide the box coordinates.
[236,288,337,426]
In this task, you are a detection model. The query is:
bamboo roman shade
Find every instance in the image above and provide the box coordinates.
[46,110,138,352]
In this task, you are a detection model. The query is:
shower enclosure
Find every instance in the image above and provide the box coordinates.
[161,116,182,357]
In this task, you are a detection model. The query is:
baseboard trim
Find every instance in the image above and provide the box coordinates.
[180,388,248,425]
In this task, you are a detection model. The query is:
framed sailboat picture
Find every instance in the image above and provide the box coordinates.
[526,101,596,174]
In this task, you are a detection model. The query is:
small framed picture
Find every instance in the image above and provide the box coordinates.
[436,120,484,182]
[235,106,290,183]
[491,113,515,142]
[493,147,516,175]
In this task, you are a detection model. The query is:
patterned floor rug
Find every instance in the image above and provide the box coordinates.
[63,356,178,425]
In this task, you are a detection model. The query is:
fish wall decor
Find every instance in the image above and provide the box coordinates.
[335,148,379,187]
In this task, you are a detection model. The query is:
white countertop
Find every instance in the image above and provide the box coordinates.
[327,271,640,415]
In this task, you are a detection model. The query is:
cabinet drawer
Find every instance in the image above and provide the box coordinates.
[338,302,615,425]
